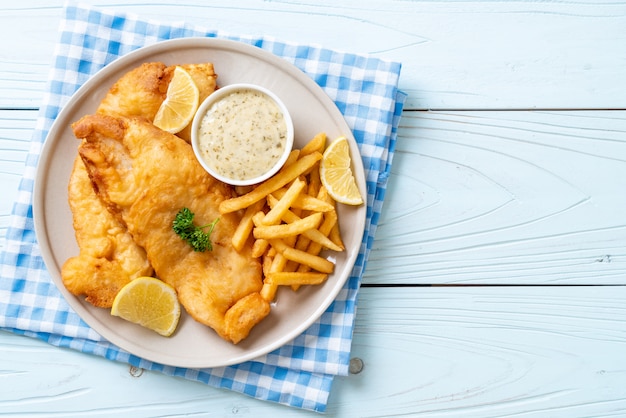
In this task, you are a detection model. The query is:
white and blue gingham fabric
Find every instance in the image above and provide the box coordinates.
[0,2,405,412]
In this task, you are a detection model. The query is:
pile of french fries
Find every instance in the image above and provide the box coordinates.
[219,133,345,302]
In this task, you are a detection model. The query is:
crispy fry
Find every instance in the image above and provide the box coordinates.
[329,222,345,251]
[214,134,346,302]
[300,132,326,156]
[271,188,334,212]
[266,272,328,286]
[267,195,342,252]
[262,253,274,277]
[269,252,289,273]
[318,186,345,250]
[250,211,270,257]
[304,223,342,251]
[269,239,334,273]
[319,210,338,240]
[284,149,300,167]
[297,209,339,273]
[219,152,322,214]
[307,164,321,197]
[261,248,291,301]
[231,199,266,251]
[252,211,268,228]
[254,212,322,240]
[251,239,269,258]
[287,227,313,292]
[262,177,306,226]
[260,281,278,302]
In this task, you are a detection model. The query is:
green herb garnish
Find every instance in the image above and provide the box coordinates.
[172,207,219,252]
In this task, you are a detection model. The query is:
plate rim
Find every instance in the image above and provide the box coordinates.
[33,37,367,368]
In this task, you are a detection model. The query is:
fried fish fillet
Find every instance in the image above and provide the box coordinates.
[61,157,153,308]
[97,61,218,141]
[73,113,269,343]
[62,62,218,308]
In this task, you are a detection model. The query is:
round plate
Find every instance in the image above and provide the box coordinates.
[33,38,366,368]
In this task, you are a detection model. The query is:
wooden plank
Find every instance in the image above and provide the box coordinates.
[0,110,34,250]
[1,1,626,110]
[366,110,626,285]
[1,286,625,416]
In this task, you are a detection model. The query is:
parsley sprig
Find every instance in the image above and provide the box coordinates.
[172,208,219,252]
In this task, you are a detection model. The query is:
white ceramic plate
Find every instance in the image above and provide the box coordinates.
[33,38,366,368]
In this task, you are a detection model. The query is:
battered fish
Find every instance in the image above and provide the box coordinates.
[62,62,218,308]
[61,157,153,308]
[73,113,269,343]
[97,61,218,141]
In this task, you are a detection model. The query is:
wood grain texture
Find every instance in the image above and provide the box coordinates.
[0,110,33,250]
[366,110,626,285]
[2,286,626,417]
[1,1,626,110]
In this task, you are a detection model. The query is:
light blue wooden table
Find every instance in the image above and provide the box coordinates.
[2,1,626,416]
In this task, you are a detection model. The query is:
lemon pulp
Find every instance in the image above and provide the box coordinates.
[153,66,200,134]
[111,276,181,337]
[319,136,364,206]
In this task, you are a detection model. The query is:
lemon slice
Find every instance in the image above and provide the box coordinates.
[153,66,200,134]
[320,136,364,205]
[111,276,181,337]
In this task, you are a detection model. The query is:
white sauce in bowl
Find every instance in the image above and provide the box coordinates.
[196,88,288,182]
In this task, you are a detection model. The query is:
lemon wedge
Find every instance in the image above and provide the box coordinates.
[111,276,181,337]
[319,136,364,206]
[153,66,200,134]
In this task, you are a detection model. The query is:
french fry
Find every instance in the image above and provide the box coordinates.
[253,212,322,240]
[252,239,269,258]
[285,260,302,279]
[219,152,322,214]
[269,239,335,273]
[260,281,278,302]
[231,199,266,251]
[284,149,301,167]
[251,211,270,229]
[267,230,296,275]
[271,188,334,212]
[219,134,348,303]
[267,195,342,252]
[316,185,331,205]
[297,209,338,273]
[261,250,291,301]
[307,164,321,197]
[318,210,338,241]
[262,253,274,277]
[303,224,342,251]
[329,222,345,251]
[281,207,317,290]
[288,233,312,291]
[262,177,306,226]
[269,252,289,273]
[266,272,328,286]
[250,211,270,257]
[318,186,345,250]
[283,233,298,248]
[300,132,326,156]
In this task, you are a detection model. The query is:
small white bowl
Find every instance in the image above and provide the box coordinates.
[191,83,294,186]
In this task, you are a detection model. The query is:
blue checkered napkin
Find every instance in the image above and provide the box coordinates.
[0,2,405,412]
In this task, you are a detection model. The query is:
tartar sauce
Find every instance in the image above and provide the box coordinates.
[197,88,288,181]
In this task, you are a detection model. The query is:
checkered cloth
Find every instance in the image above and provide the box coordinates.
[0,2,404,412]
